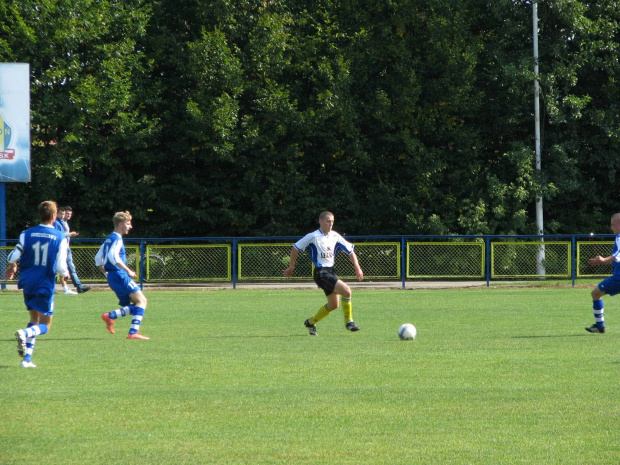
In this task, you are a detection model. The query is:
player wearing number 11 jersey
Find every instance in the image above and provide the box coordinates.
[3,201,68,367]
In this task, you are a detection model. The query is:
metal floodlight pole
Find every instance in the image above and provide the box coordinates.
[533,0,545,275]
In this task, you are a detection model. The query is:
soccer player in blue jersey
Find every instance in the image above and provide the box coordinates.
[3,201,69,368]
[585,213,620,333]
[284,211,364,336]
[96,211,150,339]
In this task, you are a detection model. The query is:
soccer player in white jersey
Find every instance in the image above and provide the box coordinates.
[284,211,364,335]
[54,207,78,294]
[4,201,69,367]
[584,213,620,333]
[95,211,150,339]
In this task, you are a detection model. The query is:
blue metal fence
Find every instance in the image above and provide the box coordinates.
[1,234,616,289]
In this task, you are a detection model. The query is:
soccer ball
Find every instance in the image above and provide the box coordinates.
[398,323,417,340]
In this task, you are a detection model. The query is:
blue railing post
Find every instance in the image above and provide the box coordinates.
[401,236,406,289]
[139,239,146,289]
[571,235,576,287]
[486,236,491,287]
[232,238,238,289]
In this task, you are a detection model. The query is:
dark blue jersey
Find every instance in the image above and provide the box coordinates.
[9,224,68,296]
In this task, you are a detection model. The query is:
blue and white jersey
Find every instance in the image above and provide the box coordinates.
[95,232,127,274]
[53,218,70,239]
[611,235,620,277]
[53,218,64,234]
[294,229,355,268]
[8,224,68,295]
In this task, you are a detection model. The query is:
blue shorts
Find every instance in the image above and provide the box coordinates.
[598,276,620,296]
[24,293,55,316]
[107,271,141,306]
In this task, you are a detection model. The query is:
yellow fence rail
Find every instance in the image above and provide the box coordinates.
[0,236,617,286]
[491,242,571,278]
[407,242,484,278]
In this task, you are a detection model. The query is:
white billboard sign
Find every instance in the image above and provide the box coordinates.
[0,63,30,182]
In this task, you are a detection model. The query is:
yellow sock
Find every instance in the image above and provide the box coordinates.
[342,297,353,323]
[309,304,331,325]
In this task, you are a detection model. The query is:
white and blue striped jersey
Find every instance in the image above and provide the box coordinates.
[611,235,620,276]
[8,224,68,295]
[294,229,355,268]
[95,232,127,274]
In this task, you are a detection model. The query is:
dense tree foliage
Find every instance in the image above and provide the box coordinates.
[1,0,619,238]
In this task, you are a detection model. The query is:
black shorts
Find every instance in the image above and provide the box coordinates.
[314,267,339,296]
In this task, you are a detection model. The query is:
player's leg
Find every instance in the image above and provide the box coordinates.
[62,274,77,294]
[308,303,332,325]
[586,283,608,333]
[101,296,132,336]
[307,292,340,323]
[16,302,53,367]
[126,290,149,339]
[305,269,339,335]
[333,280,359,331]
[101,273,143,336]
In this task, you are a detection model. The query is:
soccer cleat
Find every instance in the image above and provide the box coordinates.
[126,332,150,340]
[20,360,37,368]
[101,312,116,334]
[585,325,605,333]
[63,289,78,295]
[15,330,26,357]
[77,286,92,294]
[304,319,317,336]
[345,321,360,332]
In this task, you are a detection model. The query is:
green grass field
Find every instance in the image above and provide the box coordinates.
[1,287,619,464]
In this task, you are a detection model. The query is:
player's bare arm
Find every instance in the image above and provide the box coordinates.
[588,255,615,266]
[3,262,17,280]
[117,261,136,278]
[283,247,298,278]
[349,251,364,281]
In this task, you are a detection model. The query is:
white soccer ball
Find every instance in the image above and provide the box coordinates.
[398,323,417,340]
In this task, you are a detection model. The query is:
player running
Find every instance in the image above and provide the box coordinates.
[4,201,69,367]
[96,211,150,340]
[284,211,364,336]
[585,212,620,333]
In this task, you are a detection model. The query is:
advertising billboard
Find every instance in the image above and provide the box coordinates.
[0,63,30,182]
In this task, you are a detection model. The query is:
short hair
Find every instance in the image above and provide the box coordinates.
[58,206,66,213]
[612,213,620,222]
[38,201,57,223]
[113,211,132,227]
[319,211,334,220]
[64,206,73,212]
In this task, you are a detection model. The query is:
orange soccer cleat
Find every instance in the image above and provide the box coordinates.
[101,313,116,334]
[126,332,150,340]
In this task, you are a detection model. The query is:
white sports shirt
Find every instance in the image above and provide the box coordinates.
[294,229,355,268]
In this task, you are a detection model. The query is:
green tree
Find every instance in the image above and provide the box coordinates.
[1,0,154,236]
[2,0,619,238]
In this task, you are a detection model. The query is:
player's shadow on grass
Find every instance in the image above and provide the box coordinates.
[511,334,589,339]
[2,337,99,343]
[207,334,308,339]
